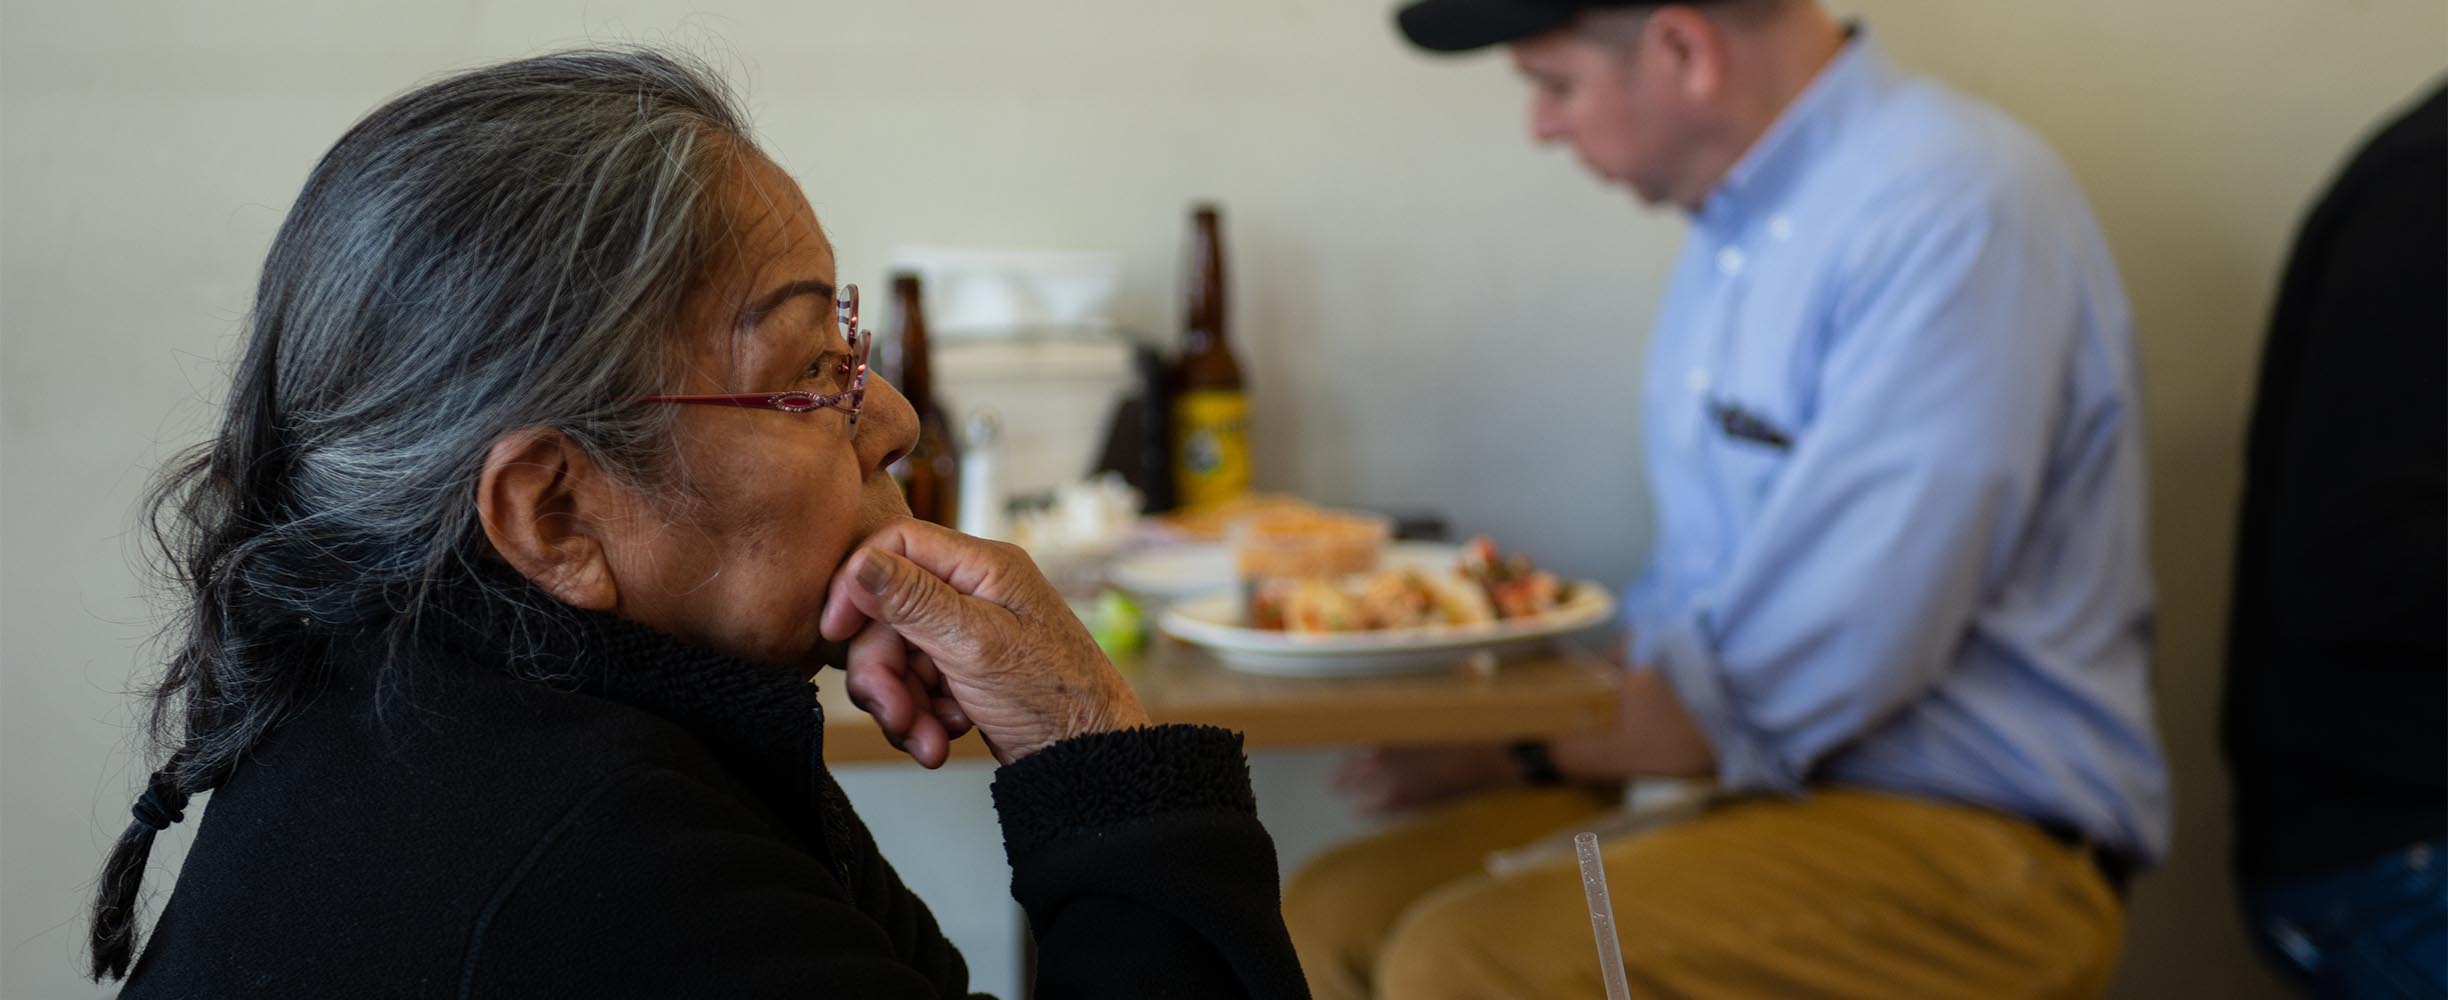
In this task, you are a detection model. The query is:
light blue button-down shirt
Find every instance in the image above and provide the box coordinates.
[1624,33,2172,863]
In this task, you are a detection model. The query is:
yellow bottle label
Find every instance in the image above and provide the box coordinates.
[1173,389,1251,508]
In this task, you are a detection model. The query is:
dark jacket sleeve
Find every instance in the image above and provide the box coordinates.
[462,762,977,1000]
[2254,126,2448,650]
[2223,82,2447,879]
[992,725,1311,999]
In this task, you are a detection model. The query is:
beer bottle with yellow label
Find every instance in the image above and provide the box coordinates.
[1172,203,1250,508]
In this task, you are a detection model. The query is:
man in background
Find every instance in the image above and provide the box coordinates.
[1285,2,2171,997]
[2223,79,2446,999]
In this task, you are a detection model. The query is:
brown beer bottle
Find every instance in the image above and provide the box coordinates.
[1171,203,1251,508]
[883,271,960,526]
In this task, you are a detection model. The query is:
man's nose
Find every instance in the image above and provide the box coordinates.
[1528,102,1565,143]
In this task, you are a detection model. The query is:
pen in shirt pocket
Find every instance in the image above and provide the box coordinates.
[1707,399,1794,450]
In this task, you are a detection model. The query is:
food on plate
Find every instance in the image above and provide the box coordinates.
[1232,508,1390,580]
[1358,568,1500,629]
[1246,536,1572,633]
[1155,493,1325,542]
[1460,536,1571,620]
[1276,579,1363,632]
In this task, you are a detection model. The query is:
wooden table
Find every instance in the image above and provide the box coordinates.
[820,637,1625,765]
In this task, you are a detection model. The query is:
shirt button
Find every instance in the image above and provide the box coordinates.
[1686,367,1710,393]
[1768,216,1794,242]
[1717,246,1747,276]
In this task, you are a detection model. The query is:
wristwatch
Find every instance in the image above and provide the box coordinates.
[1506,740,1564,787]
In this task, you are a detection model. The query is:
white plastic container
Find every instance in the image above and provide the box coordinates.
[888,247,1121,339]
[934,336,1136,501]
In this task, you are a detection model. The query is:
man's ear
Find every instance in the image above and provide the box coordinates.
[1651,7,1724,102]
[476,429,620,611]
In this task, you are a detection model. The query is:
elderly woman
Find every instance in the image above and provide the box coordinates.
[90,49,1306,999]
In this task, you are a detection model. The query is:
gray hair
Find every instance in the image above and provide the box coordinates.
[93,46,755,981]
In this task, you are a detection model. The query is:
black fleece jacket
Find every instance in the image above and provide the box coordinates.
[2222,81,2447,882]
[119,586,1309,998]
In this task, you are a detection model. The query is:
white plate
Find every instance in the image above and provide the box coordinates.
[1158,580,1616,677]
[1108,541,1462,605]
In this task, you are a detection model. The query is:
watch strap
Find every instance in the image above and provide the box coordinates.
[1507,740,1564,787]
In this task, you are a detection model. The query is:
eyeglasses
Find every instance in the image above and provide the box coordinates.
[637,283,871,434]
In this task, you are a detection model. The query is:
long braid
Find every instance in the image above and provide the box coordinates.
[86,212,301,978]
[88,304,303,977]
[89,749,199,980]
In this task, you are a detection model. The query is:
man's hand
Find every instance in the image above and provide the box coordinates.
[1331,744,1519,818]
[1550,668,1715,781]
[1330,671,1713,818]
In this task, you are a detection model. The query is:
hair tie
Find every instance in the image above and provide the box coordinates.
[131,783,187,832]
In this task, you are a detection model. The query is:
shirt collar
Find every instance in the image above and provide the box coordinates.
[1697,26,1895,230]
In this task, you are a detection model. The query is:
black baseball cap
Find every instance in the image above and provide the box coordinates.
[1394,0,1698,53]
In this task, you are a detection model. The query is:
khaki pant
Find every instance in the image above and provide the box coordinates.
[1285,786,2124,1000]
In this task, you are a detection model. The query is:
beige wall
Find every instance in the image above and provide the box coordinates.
[4,1,2440,996]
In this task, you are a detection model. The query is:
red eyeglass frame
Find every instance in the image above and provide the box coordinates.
[636,283,871,432]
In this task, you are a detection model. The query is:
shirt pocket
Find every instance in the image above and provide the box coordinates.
[1706,399,1799,516]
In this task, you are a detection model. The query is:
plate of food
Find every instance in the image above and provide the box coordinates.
[1158,533,1617,677]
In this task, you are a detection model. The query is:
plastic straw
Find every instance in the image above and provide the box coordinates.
[1574,831,1632,1000]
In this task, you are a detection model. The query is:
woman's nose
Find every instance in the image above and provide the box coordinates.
[857,375,921,473]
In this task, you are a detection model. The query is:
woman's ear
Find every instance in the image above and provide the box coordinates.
[476,429,620,610]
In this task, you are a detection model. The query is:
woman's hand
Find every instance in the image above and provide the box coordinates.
[819,519,1150,767]
[1332,744,1520,818]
